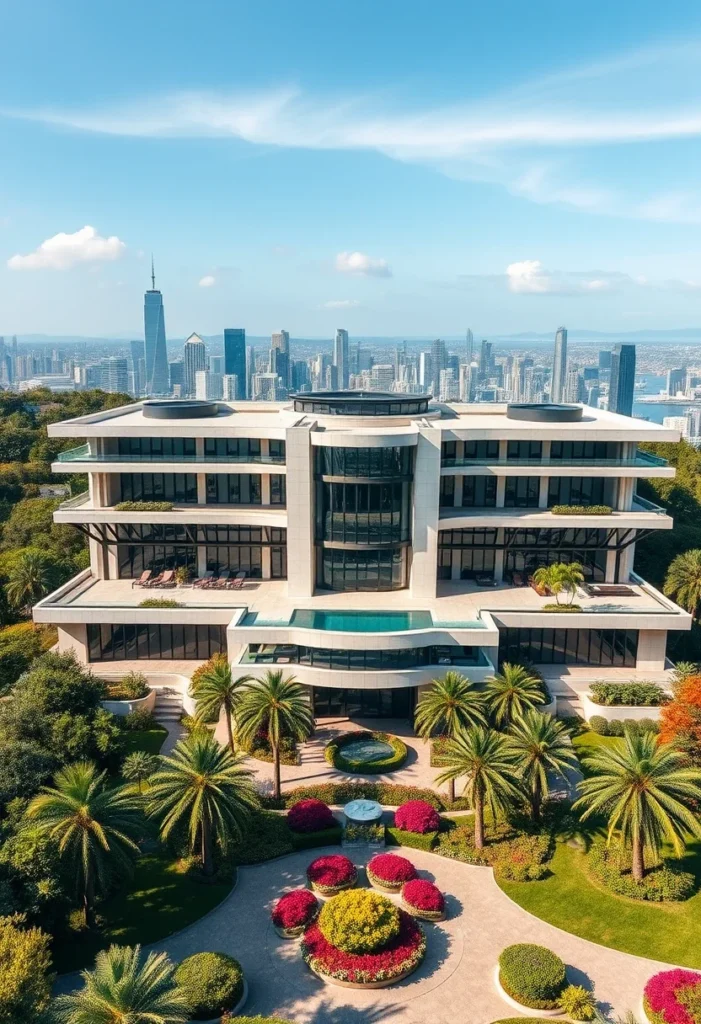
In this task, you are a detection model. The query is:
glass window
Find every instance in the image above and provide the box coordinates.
[548,477,605,507]
[507,440,542,461]
[118,474,197,504]
[498,628,638,667]
[87,624,226,661]
[504,477,540,508]
[461,476,497,507]
[463,440,500,461]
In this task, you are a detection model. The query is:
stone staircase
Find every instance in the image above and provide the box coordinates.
[153,687,184,725]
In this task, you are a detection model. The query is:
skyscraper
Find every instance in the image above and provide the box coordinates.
[667,368,685,397]
[609,344,636,417]
[598,350,612,372]
[224,329,247,399]
[431,339,447,392]
[551,326,568,403]
[478,340,492,382]
[333,329,349,389]
[143,259,169,395]
[465,328,474,367]
[129,339,146,396]
[102,357,129,394]
[271,330,290,389]
[183,333,207,397]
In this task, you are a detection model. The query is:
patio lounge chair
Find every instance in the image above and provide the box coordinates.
[212,570,231,589]
[192,571,214,589]
[230,571,247,589]
[142,571,164,588]
[132,570,152,588]
[156,569,176,588]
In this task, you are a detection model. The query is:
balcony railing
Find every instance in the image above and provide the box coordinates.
[441,452,669,469]
[632,493,668,514]
[56,446,286,465]
[58,490,90,509]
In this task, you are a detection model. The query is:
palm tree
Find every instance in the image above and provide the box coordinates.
[148,732,258,876]
[533,561,584,606]
[52,943,188,1024]
[5,551,53,615]
[122,751,159,794]
[414,671,488,803]
[26,762,142,927]
[485,662,547,727]
[190,658,252,753]
[434,727,520,848]
[507,709,579,821]
[574,729,701,881]
[236,670,314,799]
[664,549,701,618]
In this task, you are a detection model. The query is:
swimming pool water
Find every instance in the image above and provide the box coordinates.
[289,609,434,631]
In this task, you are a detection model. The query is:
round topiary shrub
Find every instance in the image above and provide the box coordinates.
[401,879,445,921]
[367,853,417,892]
[306,854,357,894]
[287,798,336,834]
[394,800,441,834]
[588,715,609,736]
[643,968,701,1024]
[318,888,400,953]
[498,943,567,1010]
[608,719,625,737]
[271,889,319,936]
[175,952,244,1021]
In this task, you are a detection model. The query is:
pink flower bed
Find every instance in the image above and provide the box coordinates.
[644,969,701,1024]
[287,798,336,834]
[307,854,356,891]
[401,879,445,914]
[301,909,426,984]
[367,853,417,885]
[272,889,319,930]
[394,800,441,834]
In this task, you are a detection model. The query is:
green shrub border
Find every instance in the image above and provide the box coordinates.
[587,839,696,902]
[549,504,613,515]
[324,731,408,774]
[260,780,444,811]
[386,826,438,852]
[498,943,566,1010]
[114,500,174,511]
[290,825,343,850]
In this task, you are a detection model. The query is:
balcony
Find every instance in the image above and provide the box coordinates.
[56,445,286,466]
[441,451,670,470]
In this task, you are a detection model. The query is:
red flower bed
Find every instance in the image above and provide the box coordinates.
[301,909,426,984]
[401,879,445,914]
[272,889,319,930]
[287,798,336,834]
[644,969,701,1024]
[367,853,417,885]
[394,800,441,835]
[307,854,356,891]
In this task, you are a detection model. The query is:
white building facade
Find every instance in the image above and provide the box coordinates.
[34,392,690,718]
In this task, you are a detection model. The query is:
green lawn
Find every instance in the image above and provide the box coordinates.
[572,730,623,755]
[54,853,233,974]
[121,724,169,757]
[499,839,701,968]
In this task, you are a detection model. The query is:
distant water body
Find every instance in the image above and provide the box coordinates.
[632,374,677,424]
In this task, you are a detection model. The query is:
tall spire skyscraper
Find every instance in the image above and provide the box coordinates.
[143,258,169,395]
[551,326,568,403]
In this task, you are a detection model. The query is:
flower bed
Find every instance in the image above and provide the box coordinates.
[366,853,417,892]
[643,969,701,1024]
[325,731,408,775]
[401,879,446,921]
[589,682,670,707]
[497,944,567,1011]
[394,800,441,834]
[261,780,444,811]
[306,854,357,895]
[318,889,400,953]
[271,889,319,938]
[301,904,426,988]
[288,799,336,834]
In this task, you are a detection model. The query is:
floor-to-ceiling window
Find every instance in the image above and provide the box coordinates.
[498,627,638,666]
[87,623,226,661]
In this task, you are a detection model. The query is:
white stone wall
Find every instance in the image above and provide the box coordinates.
[411,428,441,599]
[285,422,315,597]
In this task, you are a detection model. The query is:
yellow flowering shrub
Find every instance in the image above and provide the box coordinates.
[318,889,400,953]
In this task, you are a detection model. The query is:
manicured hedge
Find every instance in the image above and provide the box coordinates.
[590,715,660,736]
[498,944,566,1009]
[394,800,441,834]
[290,825,343,850]
[261,780,444,810]
[325,731,408,774]
[589,681,670,707]
[174,952,244,1020]
[549,504,613,515]
[319,889,400,953]
[588,840,695,902]
[386,826,438,852]
[114,500,174,511]
[287,798,336,834]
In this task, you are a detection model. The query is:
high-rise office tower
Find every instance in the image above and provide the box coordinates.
[333,329,349,389]
[253,372,283,401]
[195,370,223,400]
[478,340,492,382]
[563,367,585,404]
[129,339,146,396]
[609,344,636,417]
[143,259,169,395]
[271,330,290,389]
[246,346,256,398]
[369,364,395,391]
[183,333,207,397]
[431,339,447,392]
[439,368,459,402]
[224,329,247,400]
[168,360,184,394]
[551,326,568,403]
[209,355,225,376]
[465,328,474,366]
[598,350,612,372]
[419,352,432,390]
[102,357,129,394]
[667,368,685,397]
[459,363,473,402]
[291,360,310,392]
[222,375,238,400]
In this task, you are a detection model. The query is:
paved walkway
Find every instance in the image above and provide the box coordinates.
[146,845,663,1023]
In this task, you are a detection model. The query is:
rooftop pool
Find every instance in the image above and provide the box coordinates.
[241,609,483,631]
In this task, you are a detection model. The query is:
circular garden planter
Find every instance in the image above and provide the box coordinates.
[366,854,417,893]
[325,731,408,774]
[493,966,563,1018]
[184,977,248,1023]
[400,879,446,922]
[306,855,358,896]
[271,889,319,939]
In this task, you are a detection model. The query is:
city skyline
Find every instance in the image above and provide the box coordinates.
[2,2,701,336]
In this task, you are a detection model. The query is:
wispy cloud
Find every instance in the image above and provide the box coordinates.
[198,274,216,288]
[335,251,391,278]
[458,259,701,296]
[7,225,126,270]
[322,298,361,309]
[6,41,701,222]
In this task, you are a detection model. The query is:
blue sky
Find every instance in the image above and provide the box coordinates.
[2,0,701,338]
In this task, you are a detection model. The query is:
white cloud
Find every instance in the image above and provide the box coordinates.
[335,251,391,278]
[322,299,361,309]
[198,275,216,288]
[8,225,125,271]
[505,260,622,296]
